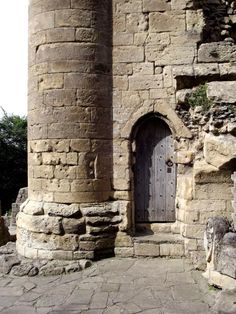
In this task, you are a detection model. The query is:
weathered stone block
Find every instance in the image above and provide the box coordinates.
[36,43,95,63]
[185,238,198,251]
[33,166,54,179]
[194,160,232,184]
[207,81,236,104]
[42,152,66,165]
[134,243,160,256]
[87,225,118,235]
[194,183,232,200]
[186,10,204,33]
[160,243,184,257]
[47,28,75,43]
[176,175,193,200]
[70,139,90,152]
[41,0,71,12]
[21,200,44,216]
[113,33,133,46]
[182,224,205,239]
[43,203,81,218]
[143,0,170,12]
[31,231,80,251]
[115,247,134,257]
[81,204,118,217]
[176,151,194,164]
[129,74,163,90]
[116,1,142,13]
[30,11,54,34]
[62,218,86,235]
[198,43,236,63]
[17,212,62,235]
[147,45,195,66]
[113,47,144,63]
[149,12,185,32]
[73,250,94,260]
[115,232,133,247]
[55,9,91,28]
[86,216,121,226]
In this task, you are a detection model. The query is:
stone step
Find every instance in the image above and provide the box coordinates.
[135,222,180,234]
[133,233,185,258]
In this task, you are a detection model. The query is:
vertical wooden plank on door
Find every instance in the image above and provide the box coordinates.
[155,122,166,221]
[165,133,176,221]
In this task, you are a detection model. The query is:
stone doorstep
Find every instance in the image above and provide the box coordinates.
[132,233,185,258]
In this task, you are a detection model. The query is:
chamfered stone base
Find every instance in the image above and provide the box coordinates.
[16,199,129,261]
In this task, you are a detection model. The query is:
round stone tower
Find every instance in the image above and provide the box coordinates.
[17,0,115,260]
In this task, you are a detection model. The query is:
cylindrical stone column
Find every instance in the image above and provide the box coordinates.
[16,0,113,260]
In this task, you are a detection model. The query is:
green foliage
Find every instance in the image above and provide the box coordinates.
[0,108,27,214]
[187,84,212,112]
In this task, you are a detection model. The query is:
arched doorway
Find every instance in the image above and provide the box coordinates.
[134,116,176,223]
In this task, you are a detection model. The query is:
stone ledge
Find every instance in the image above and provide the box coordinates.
[203,268,236,290]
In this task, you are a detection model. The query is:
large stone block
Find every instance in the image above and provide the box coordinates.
[30,11,54,34]
[204,134,236,169]
[115,247,134,257]
[194,183,232,201]
[55,9,91,28]
[143,0,170,12]
[41,0,71,12]
[176,175,193,200]
[129,74,163,90]
[186,10,204,33]
[198,43,236,63]
[62,218,86,234]
[36,43,95,63]
[47,28,75,43]
[149,12,185,32]
[43,203,81,218]
[194,160,232,184]
[113,47,144,63]
[207,81,236,104]
[18,227,80,251]
[17,212,62,235]
[146,45,195,66]
[134,243,160,256]
[160,243,185,257]
[21,200,44,216]
[182,224,205,239]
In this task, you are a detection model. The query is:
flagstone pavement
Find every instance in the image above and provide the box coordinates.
[0,258,218,314]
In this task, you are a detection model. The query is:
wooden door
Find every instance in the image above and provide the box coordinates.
[134,117,176,222]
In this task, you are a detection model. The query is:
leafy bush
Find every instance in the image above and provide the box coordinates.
[187,84,212,112]
[0,108,27,214]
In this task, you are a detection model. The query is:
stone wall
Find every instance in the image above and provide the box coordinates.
[17,0,236,262]
[112,0,235,264]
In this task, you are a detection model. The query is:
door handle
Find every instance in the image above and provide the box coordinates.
[166,159,173,167]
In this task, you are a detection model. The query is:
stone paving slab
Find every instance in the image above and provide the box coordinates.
[0,258,218,313]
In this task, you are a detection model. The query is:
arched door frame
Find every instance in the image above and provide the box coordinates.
[130,113,177,229]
